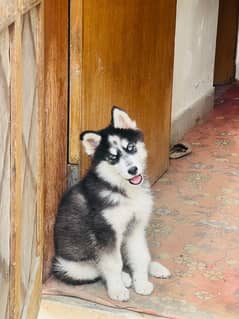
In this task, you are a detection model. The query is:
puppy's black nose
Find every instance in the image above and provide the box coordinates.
[128,166,138,175]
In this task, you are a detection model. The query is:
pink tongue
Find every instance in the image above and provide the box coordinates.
[129,175,143,185]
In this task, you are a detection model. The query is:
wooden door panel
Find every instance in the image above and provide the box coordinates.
[214,0,239,84]
[69,0,176,182]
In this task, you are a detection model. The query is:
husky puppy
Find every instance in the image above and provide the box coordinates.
[52,107,171,301]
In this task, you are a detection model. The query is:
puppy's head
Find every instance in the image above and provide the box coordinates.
[80,107,147,186]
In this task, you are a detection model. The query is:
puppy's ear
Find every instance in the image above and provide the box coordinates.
[111,106,137,130]
[80,131,101,156]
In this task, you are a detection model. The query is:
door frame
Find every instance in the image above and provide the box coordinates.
[43,0,177,280]
[43,0,69,280]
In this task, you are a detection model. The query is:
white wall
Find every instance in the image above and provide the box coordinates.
[171,0,219,143]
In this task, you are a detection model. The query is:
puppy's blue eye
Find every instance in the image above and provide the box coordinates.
[126,143,137,153]
[106,153,119,164]
[108,154,117,160]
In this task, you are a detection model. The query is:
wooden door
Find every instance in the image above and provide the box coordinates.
[214,0,239,85]
[69,0,176,182]
[0,1,44,318]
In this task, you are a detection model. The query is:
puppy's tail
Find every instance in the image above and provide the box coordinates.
[51,256,101,285]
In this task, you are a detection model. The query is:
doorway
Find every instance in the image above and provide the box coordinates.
[43,0,177,302]
[214,0,239,85]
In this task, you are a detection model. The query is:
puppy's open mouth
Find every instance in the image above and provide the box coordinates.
[128,174,143,185]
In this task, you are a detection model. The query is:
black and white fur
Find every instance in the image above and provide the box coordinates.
[52,107,171,301]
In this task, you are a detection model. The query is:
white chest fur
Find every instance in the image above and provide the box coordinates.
[101,182,153,243]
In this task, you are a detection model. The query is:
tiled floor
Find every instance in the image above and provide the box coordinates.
[43,83,239,319]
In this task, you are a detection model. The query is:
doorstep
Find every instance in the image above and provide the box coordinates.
[38,295,161,319]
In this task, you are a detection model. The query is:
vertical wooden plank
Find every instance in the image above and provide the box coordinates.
[69,0,83,164]
[36,0,44,275]
[21,9,38,312]
[20,7,44,319]
[21,3,44,319]
[0,27,11,319]
[9,13,23,319]
[23,5,44,318]
[44,0,68,280]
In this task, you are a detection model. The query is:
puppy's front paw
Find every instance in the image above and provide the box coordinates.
[108,286,130,302]
[122,271,132,288]
[134,280,154,295]
[149,261,171,278]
